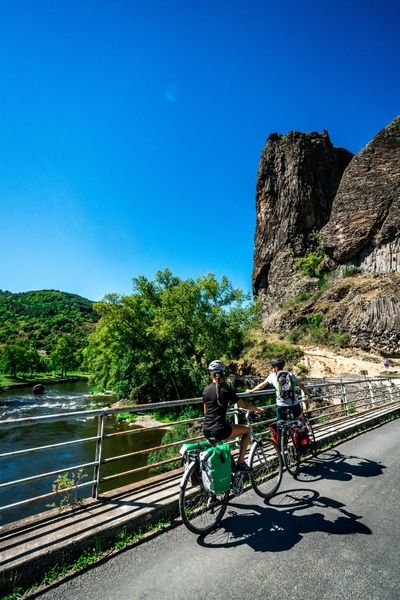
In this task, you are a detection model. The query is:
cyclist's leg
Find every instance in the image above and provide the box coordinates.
[291,402,304,422]
[225,424,251,464]
[276,405,288,421]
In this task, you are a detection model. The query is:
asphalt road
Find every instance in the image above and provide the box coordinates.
[36,420,400,600]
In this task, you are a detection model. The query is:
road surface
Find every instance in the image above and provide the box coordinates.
[36,420,400,600]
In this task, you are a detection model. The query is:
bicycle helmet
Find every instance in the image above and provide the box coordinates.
[208,360,226,373]
[271,358,285,369]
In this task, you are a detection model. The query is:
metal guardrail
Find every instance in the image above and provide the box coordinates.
[1,377,400,521]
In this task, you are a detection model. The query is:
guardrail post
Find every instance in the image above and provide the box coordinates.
[367,381,375,406]
[389,379,394,403]
[92,411,105,499]
[340,379,349,416]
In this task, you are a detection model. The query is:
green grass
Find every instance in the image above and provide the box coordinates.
[115,412,137,424]
[0,371,89,388]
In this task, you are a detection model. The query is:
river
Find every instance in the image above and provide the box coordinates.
[0,382,166,526]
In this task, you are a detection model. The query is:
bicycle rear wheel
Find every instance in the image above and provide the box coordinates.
[179,461,229,534]
[281,428,300,477]
[303,414,317,456]
[248,438,283,499]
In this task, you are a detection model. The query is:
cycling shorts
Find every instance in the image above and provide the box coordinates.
[276,403,302,421]
[203,422,232,441]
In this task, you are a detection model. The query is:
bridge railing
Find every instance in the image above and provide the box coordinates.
[1,376,400,523]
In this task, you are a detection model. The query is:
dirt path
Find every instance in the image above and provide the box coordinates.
[301,346,399,378]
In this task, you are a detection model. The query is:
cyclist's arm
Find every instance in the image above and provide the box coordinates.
[245,377,269,394]
[296,380,312,401]
[237,398,264,414]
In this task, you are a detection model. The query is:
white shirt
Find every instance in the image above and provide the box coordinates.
[265,371,299,407]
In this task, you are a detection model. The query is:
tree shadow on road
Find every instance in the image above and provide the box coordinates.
[197,487,371,553]
[295,448,386,483]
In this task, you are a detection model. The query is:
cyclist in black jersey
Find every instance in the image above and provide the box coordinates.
[203,360,264,472]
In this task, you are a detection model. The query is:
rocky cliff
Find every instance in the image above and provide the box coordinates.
[252,130,352,314]
[320,115,400,271]
[253,116,400,356]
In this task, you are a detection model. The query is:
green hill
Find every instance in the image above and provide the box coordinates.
[0,289,98,352]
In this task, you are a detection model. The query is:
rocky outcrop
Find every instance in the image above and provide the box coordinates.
[252,130,352,314]
[320,116,400,269]
[252,116,400,355]
[264,274,400,356]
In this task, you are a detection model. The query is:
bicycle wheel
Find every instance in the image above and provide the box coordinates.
[281,428,300,477]
[179,461,229,534]
[303,415,317,456]
[249,438,283,499]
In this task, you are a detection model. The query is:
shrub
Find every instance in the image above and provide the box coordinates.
[279,291,314,309]
[343,266,360,277]
[295,251,325,278]
[257,341,303,364]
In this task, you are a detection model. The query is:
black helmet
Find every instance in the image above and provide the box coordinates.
[271,358,285,369]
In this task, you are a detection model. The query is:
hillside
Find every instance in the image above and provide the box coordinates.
[239,332,400,380]
[0,289,98,352]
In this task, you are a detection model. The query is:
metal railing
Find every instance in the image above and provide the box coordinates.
[1,376,400,523]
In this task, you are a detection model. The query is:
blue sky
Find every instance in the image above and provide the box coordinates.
[0,0,399,301]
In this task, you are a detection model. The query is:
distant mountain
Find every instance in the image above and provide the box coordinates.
[0,289,99,351]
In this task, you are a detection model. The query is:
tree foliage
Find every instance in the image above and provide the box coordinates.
[0,289,98,352]
[84,270,260,402]
[50,335,81,377]
[0,341,46,377]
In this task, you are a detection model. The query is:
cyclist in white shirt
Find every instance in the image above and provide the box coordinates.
[246,357,312,421]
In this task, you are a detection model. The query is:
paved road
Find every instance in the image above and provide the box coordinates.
[37,420,400,600]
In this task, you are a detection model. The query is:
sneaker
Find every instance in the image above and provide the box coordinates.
[236,462,252,473]
[207,495,217,509]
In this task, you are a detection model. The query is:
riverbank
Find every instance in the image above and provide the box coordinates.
[0,375,89,392]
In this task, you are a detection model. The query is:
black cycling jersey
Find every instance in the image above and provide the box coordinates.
[202,382,238,433]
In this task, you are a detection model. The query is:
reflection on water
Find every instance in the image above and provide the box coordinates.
[0,382,166,525]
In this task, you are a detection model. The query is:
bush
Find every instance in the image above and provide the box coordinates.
[257,341,303,364]
[343,266,360,277]
[279,291,314,309]
[287,319,349,350]
[295,251,325,278]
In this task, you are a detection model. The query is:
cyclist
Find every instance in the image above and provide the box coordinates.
[203,360,264,472]
[246,357,312,423]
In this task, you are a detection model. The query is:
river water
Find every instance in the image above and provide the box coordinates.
[0,382,166,526]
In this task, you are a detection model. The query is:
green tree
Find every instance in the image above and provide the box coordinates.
[0,343,25,377]
[84,270,259,402]
[50,335,80,377]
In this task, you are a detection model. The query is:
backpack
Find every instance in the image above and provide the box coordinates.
[200,444,232,495]
[275,370,296,402]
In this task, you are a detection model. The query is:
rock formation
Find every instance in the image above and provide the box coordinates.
[320,115,400,270]
[252,130,352,314]
[253,116,400,356]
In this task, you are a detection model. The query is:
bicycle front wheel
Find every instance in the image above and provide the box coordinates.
[281,429,300,477]
[249,438,283,499]
[179,461,229,534]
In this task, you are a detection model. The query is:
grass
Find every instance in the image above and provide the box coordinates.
[0,371,89,388]
[115,412,137,424]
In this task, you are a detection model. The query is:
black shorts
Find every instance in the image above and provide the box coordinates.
[203,422,232,441]
[276,403,302,421]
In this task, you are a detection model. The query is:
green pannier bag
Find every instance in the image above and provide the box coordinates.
[200,444,232,495]
[179,441,212,487]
